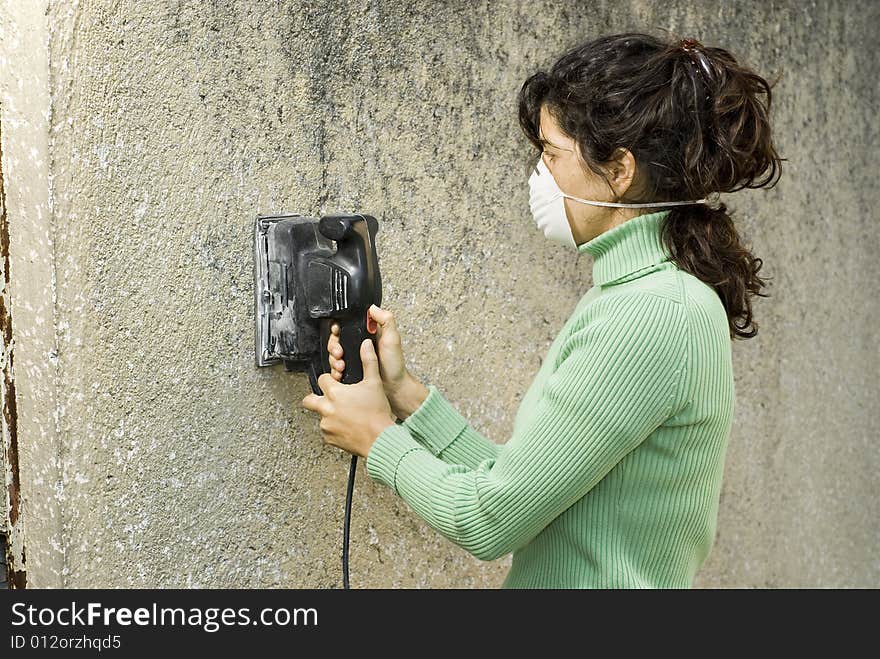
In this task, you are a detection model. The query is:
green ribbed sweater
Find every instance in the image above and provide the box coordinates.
[366,210,735,588]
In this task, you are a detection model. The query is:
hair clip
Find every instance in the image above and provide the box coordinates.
[679,38,714,82]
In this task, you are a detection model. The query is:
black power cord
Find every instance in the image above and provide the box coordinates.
[342,454,357,589]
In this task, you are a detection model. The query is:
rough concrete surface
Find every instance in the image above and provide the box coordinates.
[1,0,64,588]
[1,0,877,587]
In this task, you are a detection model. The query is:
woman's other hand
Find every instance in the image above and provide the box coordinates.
[327,304,427,419]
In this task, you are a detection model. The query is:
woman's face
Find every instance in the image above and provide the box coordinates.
[538,104,638,244]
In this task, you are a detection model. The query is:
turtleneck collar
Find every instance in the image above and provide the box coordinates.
[577,210,674,287]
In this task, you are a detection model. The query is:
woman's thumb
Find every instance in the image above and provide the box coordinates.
[360,338,380,380]
[369,304,394,326]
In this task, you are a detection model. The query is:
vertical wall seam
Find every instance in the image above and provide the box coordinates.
[46,0,66,589]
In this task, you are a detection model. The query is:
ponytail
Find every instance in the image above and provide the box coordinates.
[662,203,768,339]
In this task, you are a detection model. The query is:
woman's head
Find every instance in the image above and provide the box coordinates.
[532,104,643,244]
[518,32,784,339]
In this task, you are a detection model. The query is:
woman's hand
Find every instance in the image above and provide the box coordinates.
[301,338,396,458]
[327,305,425,419]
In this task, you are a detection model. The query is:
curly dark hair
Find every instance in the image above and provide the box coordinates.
[518,32,785,339]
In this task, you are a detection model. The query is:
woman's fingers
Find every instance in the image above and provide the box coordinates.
[328,324,341,355]
[328,308,401,382]
[328,323,343,378]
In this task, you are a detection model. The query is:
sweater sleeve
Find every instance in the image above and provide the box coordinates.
[398,384,501,468]
[365,293,686,561]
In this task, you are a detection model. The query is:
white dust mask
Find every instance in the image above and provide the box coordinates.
[527,157,708,249]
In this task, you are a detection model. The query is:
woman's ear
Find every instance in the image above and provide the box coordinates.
[607,147,637,198]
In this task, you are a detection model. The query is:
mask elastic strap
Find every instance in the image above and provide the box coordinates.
[563,194,708,208]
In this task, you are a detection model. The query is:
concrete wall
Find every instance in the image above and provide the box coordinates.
[1,0,876,588]
[2,0,62,588]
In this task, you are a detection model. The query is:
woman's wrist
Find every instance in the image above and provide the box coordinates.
[389,372,429,421]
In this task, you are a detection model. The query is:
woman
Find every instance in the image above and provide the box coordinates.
[301,32,782,588]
